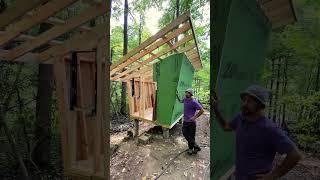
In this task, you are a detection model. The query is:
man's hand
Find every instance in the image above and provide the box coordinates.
[190,116,196,121]
[256,172,278,180]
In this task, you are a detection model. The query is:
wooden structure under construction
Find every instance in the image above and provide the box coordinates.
[211,0,297,179]
[0,0,110,179]
[110,12,202,130]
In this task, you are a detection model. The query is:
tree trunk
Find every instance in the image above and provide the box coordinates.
[175,0,180,43]
[33,64,53,168]
[268,58,275,119]
[16,88,31,153]
[121,0,129,115]
[138,14,143,45]
[0,65,29,179]
[299,67,314,120]
[1,119,29,179]
[273,58,281,123]
[281,57,288,128]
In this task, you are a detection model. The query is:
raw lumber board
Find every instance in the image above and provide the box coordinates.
[210,0,271,179]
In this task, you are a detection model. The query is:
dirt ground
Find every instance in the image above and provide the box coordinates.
[110,111,320,180]
[110,112,210,180]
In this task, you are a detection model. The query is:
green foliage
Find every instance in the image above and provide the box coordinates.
[263,0,320,149]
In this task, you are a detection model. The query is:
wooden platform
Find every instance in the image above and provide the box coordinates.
[132,108,154,121]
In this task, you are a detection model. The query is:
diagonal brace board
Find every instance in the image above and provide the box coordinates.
[0,0,49,29]
[4,4,107,61]
[39,21,109,63]
[0,0,78,46]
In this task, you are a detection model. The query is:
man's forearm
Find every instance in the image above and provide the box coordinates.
[213,106,227,128]
[271,148,302,178]
[195,109,204,118]
[176,95,182,102]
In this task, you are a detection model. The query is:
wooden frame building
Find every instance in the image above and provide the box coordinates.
[0,0,110,179]
[110,12,202,129]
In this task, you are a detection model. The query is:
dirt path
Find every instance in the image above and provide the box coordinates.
[110,112,210,180]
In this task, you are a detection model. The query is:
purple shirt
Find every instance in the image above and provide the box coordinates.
[182,98,202,123]
[230,113,295,179]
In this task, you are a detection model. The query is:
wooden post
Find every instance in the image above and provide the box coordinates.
[94,39,107,173]
[53,57,71,169]
[163,127,169,139]
[76,56,89,160]
[96,35,110,179]
[134,119,139,137]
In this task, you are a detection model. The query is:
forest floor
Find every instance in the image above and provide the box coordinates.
[110,111,211,180]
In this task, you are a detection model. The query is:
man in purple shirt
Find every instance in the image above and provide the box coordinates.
[212,85,301,179]
[176,88,204,155]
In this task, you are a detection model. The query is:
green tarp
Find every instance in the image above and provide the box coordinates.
[210,0,272,179]
[153,53,195,128]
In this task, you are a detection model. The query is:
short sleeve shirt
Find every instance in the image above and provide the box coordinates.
[230,113,295,178]
[182,98,202,123]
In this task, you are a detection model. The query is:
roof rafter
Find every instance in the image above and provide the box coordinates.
[110,22,191,75]
[0,0,49,29]
[0,0,77,46]
[111,12,191,69]
[111,33,193,81]
[3,3,106,61]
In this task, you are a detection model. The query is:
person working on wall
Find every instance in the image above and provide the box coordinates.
[176,88,204,155]
[212,85,302,180]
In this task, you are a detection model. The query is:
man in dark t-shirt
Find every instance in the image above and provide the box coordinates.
[176,88,204,155]
[212,85,301,180]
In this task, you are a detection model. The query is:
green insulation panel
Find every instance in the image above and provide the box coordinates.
[210,0,272,179]
[153,53,195,128]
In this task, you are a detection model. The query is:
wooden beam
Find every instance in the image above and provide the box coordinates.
[190,56,200,63]
[45,17,92,31]
[111,34,193,81]
[0,0,77,46]
[110,22,191,74]
[188,53,198,60]
[0,49,39,62]
[111,12,190,69]
[178,45,196,53]
[165,40,178,53]
[39,21,108,63]
[185,48,197,55]
[0,0,49,29]
[103,1,110,178]
[150,52,162,60]
[53,57,71,169]
[186,50,198,57]
[0,31,63,46]
[76,56,89,161]
[120,66,153,81]
[94,39,107,173]
[5,4,107,60]
[188,18,202,69]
